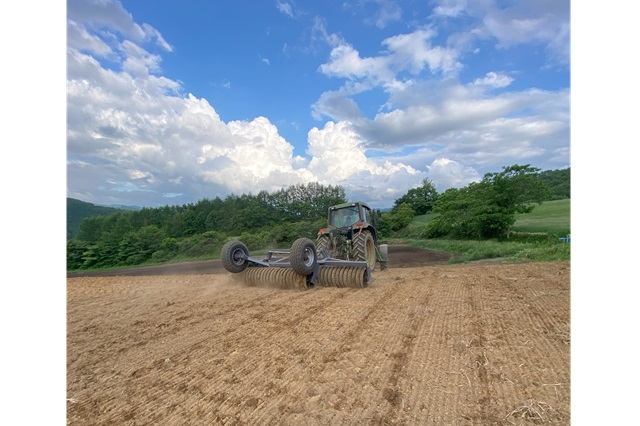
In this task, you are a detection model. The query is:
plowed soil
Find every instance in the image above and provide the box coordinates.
[67,248,570,425]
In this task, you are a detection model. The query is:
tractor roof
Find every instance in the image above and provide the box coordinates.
[329,201,371,210]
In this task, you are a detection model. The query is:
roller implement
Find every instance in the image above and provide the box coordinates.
[220,201,388,289]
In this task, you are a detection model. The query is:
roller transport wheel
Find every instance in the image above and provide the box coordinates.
[290,238,317,276]
[353,230,376,270]
[221,240,250,273]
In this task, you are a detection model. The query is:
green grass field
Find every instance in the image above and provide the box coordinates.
[404,199,570,236]
[394,199,571,263]
[512,199,571,235]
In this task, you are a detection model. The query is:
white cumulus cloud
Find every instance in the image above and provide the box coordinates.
[66,0,570,209]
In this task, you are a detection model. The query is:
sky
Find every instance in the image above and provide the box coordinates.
[66,0,570,209]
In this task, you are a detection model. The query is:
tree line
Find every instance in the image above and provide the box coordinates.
[67,182,347,270]
[67,198,122,240]
[67,165,569,270]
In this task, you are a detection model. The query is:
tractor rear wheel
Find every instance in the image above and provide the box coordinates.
[353,230,376,270]
[316,235,331,258]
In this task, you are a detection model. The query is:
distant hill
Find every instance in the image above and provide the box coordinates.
[67,198,126,239]
[103,204,141,211]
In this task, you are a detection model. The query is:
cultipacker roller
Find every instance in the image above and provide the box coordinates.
[220,237,386,289]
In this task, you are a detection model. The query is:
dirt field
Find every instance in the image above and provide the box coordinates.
[67,248,570,425]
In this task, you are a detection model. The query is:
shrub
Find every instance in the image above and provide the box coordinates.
[238,230,271,251]
[180,231,226,258]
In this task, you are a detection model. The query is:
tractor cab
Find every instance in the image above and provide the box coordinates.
[325,202,376,234]
[329,204,360,228]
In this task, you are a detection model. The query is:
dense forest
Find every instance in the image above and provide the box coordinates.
[67,165,570,271]
[67,198,124,239]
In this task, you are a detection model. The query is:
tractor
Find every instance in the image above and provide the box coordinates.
[316,201,388,271]
[220,201,388,289]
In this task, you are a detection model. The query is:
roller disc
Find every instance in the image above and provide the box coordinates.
[243,267,307,290]
[317,266,368,288]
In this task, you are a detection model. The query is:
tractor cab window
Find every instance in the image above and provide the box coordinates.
[330,206,360,228]
[362,207,372,223]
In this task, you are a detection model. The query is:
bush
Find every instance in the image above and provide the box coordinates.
[423,218,450,239]
[180,231,226,258]
[269,219,325,245]
[238,230,271,251]
[150,250,173,263]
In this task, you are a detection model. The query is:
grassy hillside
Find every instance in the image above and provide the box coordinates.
[392,199,571,263]
[512,199,570,235]
[67,198,123,239]
[403,199,570,237]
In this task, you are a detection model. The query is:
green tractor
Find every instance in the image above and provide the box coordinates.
[316,201,388,271]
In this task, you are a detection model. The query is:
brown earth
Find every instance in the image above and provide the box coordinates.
[67,246,570,425]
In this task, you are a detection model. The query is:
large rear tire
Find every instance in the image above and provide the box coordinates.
[221,241,249,273]
[290,238,317,275]
[353,230,376,270]
[316,235,332,258]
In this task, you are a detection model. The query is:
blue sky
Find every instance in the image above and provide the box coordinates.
[66,0,571,208]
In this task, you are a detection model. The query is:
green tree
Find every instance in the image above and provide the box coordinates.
[181,206,206,236]
[67,198,122,239]
[67,239,90,270]
[118,225,166,265]
[426,164,548,239]
[392,178,439,215]
[381,203,416,232]
[67,182,350,270]
[180,231,226,258]
[425,184,487,238]
[271,182,347,221]
[151,237,180,262]
[484,164,549,236]
[537,168,570,200]
[80,242,112,269]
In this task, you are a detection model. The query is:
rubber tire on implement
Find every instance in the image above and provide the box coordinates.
[290,237,317,276]
[379,244,389,271]
[221,240,250,273]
